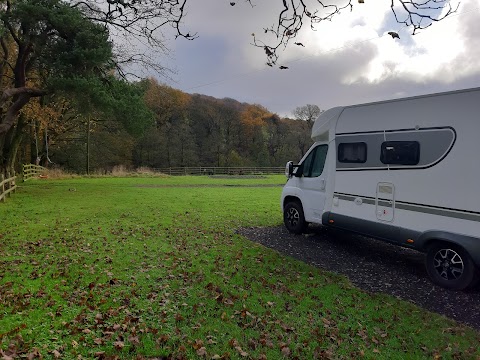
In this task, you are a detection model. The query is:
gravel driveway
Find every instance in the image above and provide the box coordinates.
[237,225,480,331]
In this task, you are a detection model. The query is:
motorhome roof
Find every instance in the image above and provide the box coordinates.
[311,86,480,142]
[342,86,480,110]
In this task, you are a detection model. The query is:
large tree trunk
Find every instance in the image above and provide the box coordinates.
[0,88,47,175]
[2,114,26,175]
[6,126,25,174]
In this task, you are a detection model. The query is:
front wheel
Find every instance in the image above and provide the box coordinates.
[284,201,307,234]
[425,243,478,290]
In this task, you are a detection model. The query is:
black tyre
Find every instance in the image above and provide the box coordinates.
[425,243,478,290]
[284,201,307,234]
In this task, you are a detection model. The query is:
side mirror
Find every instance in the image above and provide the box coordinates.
[285,161,302,178]
[285,161,294,178]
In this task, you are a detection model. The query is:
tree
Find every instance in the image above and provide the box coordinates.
[0,0,114,174]
[138,79,195,168]
[45,78,153,173]
[292,104,321,158]
[293,104,322,126]
[0,0,155,175]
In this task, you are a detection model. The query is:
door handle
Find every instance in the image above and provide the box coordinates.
[320,179,326,190]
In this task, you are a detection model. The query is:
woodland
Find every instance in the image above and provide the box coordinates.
[0,0,457,175]
[41,80,316,173]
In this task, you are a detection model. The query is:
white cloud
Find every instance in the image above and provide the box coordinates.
[273,0,480,85]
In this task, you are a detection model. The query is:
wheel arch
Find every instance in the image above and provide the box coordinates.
[283,195,303,210]
[418,231,480,267]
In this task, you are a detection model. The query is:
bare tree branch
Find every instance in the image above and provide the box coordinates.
[69,0,196,77]
[391,0,459,34]
[249,0,458,66]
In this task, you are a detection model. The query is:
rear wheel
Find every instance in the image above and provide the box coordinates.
[425,243,478,290]
[284,201,307,234]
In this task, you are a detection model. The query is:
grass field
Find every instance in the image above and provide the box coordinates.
[1,175,479,359]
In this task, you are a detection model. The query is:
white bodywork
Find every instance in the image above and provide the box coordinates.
[281,87,480,261]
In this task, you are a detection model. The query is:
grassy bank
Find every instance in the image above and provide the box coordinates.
[1,176,478,359]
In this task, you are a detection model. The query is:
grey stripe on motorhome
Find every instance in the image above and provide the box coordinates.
[334,192,480,222]
[336,127,455,170]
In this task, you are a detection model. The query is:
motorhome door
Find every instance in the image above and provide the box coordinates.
[376,182,395,222]
[298,145,329,222]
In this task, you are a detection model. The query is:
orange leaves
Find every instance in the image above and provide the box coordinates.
[21,98,69,128]
[240,104,272,136]
[143,78,191,126]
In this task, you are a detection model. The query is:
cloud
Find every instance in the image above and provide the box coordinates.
[164,0,480,116]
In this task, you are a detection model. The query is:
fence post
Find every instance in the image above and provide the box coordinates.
[1,174,4,203]
[12,171,16,193]
[6,172,10,198]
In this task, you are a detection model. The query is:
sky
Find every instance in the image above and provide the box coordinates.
[156,0,480,118]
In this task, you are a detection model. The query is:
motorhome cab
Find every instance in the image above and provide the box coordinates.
[281,87,480,290]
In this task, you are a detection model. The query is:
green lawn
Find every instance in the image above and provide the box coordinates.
[1,176,479,359]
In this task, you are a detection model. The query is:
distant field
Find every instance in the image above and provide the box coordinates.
[1,175,479,359]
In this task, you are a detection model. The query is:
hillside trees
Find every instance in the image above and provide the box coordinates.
[130,82,312,170]
[134,78,194,168]
[50,78,153,173]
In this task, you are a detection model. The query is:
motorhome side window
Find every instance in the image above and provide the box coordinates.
[381,141,420,165]
[338,142,367,163]
[302,145,328,177]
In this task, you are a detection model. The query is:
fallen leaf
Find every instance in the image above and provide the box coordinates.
[196,347,207,357]
[192,339,204,350]
[157,335,170,344]
[281,346,291,357]
[94,351,105,359]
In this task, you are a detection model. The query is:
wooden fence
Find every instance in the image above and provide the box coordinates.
[0,172,17,203]
[154,166,285,176]
[23,164,47,181]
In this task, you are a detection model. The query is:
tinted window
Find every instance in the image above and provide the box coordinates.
[302,145,328,177]
[338,142,367,163]
[381,141,420,165]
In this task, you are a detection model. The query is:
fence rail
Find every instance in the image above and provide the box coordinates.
[23,164,47,181]
[0,172,17,203]
[154,166,285,176]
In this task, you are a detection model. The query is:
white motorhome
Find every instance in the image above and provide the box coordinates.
[281,87,480,290]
